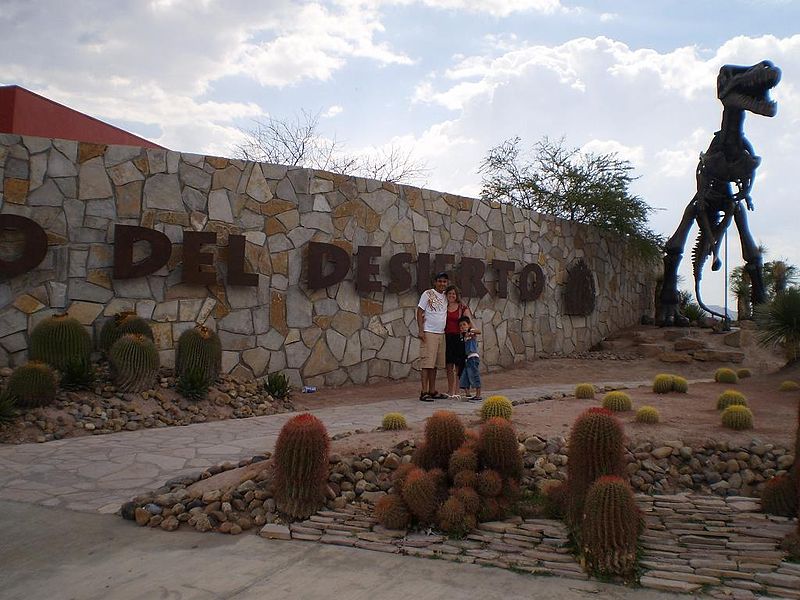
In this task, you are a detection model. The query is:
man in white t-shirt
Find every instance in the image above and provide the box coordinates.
[416,272,449,402]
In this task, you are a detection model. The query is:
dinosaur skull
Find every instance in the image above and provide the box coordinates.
[717,60,781,117]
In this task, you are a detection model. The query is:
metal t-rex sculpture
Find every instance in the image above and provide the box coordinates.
[659,60,781,325]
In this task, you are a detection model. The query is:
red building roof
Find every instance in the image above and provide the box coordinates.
[0,85,163,148]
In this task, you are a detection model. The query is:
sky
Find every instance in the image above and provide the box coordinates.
[2,0,799,312]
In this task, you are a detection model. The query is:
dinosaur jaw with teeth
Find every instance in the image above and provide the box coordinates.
[718,61,781,117]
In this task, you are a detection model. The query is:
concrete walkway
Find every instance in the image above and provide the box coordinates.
[0,500,684,600]
[0,380,650,514]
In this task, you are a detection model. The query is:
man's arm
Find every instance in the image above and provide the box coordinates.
[416,306,426,342]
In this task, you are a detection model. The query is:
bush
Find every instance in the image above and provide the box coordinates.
[760,474,798,517]
[717,390,748,410]
[779,380,800,392]
[264,371,291,399]
[4,362,57,408]
[477,417,522,480]
[273,413,330,518]
[672,376,689,393]
[29,314,93,388]
[736,368,752,379]
[374,493,411,530]
[575,383,595,399]
[714,368,738,384]
[602,391,632,412]
[109,334,159,392]
[99,312,153,354]
[635,406,660,424]
[382,412,408,430]
[479,395,513,421]
[721,405,754,430]
[652,374,674,394]
[755,287,800,362]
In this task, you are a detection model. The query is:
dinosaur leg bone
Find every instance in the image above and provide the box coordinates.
[733,203,767,307]
[660,199,697,325]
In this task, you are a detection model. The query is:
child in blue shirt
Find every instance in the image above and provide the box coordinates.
[458,316,481,401]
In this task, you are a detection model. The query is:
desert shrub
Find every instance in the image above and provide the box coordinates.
[755,287,800,362]
[574,384,595,399]
[264,371,291,399]
[672,376,689,393]
[374,493,411,530]
[652,374,674,394]
[721,405,754,430]
[779,380,800,392]
[109,334,159,392]
[479,395,513,421]
[736,368,752,379]
[477,417,522,480]
[714,367,738,384]
[29,314,93,388]
[4,362,57,408]
[382,412,408,430]
[635,406,660,424]
[717,390,748,410]
[273,413,330,519]
[602,391,632,412]
[760,475,798,517]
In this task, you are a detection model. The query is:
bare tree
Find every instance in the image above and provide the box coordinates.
[235,110,427,185]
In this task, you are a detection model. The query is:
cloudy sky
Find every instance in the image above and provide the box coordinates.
[2,0,799,310]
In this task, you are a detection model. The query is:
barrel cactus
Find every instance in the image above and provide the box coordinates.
[29,314,93,388]
[635,406,660,424]
[602,391,632,412]
[477,496,500,521]
[575,383,595,399]
[737,368,752,379]
[273,413,330,518]
[652,374,674,394]
[448,446,478,478]
[714,367,738,384]
[760,475,798,517]
[4,361,57,408]
[780,380,800,392]
[390,463,416,496]
[437,495,469,535]
[672,376,689,393]
[109,334,159,392]
[401,468,438,523]
[542,481,568,519]
[374,493,411,530]
[717,390,748,410]
[382,412,408,430]
[418,411,466,471]
[453,486,480,514]
[99,312,153,353]
[0,391,16,422]
[477,417,522,480]
[453,470,478,489]
[476,469,502,498]
[581,476,641,579]
[175,325,221,398]
[479,395,513,421]
[721,405,754,430]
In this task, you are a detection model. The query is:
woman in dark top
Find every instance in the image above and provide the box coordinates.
[444,285,471,399]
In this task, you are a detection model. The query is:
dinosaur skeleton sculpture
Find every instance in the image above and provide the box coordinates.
[659,60,781,325]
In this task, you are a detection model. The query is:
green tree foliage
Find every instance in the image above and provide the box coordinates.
[478,136,662,258]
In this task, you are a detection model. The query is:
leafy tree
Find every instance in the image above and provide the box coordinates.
[478,136,662,257]
[755,287,800,364]
[235,109,428,185]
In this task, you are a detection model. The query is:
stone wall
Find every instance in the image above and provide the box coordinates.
[0,134,654,386]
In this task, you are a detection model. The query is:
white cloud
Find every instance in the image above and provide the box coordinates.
[412,0,567,17]
[599,12,618,22]
[323,105,344,118]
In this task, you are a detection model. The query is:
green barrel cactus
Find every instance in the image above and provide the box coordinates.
[575,383,595,399]
[721,405,754,430]
[175,325,221,399]
[29,314,93,388]
[479,395,513,421]
[736,368,752,379]
[635,406,660,424]
[602,391,632,412]
[779,380,800,392]
[714,367,738,384]
[109,334,160,392]
[652,374,674,394]
[99,312,153,354]
[672,376,689,393]
[717,389,748,410]
[4,361,57,408]
[382,412,408,430]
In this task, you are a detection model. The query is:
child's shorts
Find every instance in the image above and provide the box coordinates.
[459,357,481,389]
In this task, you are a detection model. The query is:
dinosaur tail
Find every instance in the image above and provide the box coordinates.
[692,225,728,322]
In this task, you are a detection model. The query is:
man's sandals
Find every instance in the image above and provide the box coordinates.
[419,391,448,402]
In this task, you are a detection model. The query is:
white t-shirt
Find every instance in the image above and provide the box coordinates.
[417,289,447,333]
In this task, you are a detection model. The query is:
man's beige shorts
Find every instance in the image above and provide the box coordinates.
[420,332,445,369]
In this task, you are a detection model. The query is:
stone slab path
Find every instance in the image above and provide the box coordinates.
[0,380,648,514]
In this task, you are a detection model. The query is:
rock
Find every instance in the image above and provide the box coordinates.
[160,516,180,531]
[259,524,291,540]
[692,350,745,363]
[134,507,151,526]
[674,337,706,351]
[658,351,693,363]
[193,513,213,532]
[652,446,674,459]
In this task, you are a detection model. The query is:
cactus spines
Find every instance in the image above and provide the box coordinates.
[437,496,468,535]
[477,417,523,480]
[717,389,748,410]
[453,486,480,514]
[543,481,568,519]
[652,374,674,394]
[581,476,641,579]
[4,361,57,408]
[391,463,416,496]
[420,411,466,470]
[109,334,159,392]
[779,380,800,392]
[575,383,595,399]
[721,405,754,430]
[175,325,221,399]
[477,497,500,521]
[29,314,93,388]
[502,477,521,503]
[714,367,738,384]
[99,312,153,353]
[672,376,689,393]
[566,408,626,527]
[602,391,632,412]
[453,470,478,489]
[635,406,660,424]
[401,468,438,523]
[760,475,798,517]
[273,413,330,519]
[374,493,411,530]
[737,368,752,379]
[479,395,513,421]
[381,412,408,430]
[476,469,503,498]
[448,446,478,478]
[0,391,16,422]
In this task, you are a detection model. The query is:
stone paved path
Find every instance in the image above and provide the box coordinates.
[0,380,649,514]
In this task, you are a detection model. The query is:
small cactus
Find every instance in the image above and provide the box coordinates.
[453,470,477,489]
[453,486,480,514]
[652,374,674,394]
[581,476,641,579]
[714,367,738,384]
[4,362,57,408]
[779,380,800,392]
[602,391,632,412]
[273,413,330,519]
[542,481,568,519]
[672,376,689,393]
[635,406,660,424]
[418,411,466,471]
[717,390,748,410]
[382,412,408,430]
[721,405,754,430]
[437,495,469,535]
[175,325,221,391]
[109,334,159,392]
[390,463,416,496]
[477,417,523,480]
[99,312,153,354]
[479,395,513,421]
[176,364,210,401]
[401,468,439,523]
[760,475,798,517]
[575,383,595,399]
[477,496,500,521]
[737,368,752,379]
[448,446,478,478]
[0,391,16,422]
[476,469,503,498]
[29,314,93,388]
[374,493,411,530]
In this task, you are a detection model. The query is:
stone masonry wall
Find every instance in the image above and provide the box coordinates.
[0,134,654,386]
